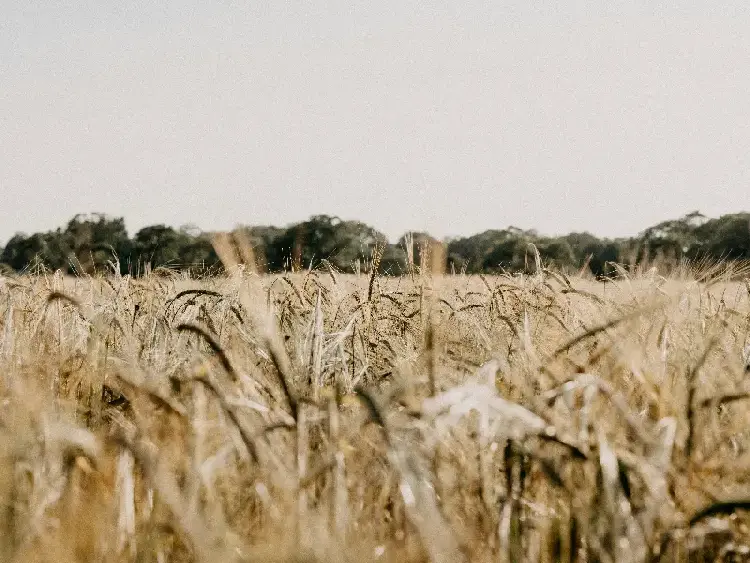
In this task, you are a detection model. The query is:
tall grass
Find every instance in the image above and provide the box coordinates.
[0,255,750,561]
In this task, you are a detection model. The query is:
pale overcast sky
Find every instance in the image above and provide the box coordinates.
[1,2,749,244]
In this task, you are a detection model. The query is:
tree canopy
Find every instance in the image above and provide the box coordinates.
[1,211,748,277]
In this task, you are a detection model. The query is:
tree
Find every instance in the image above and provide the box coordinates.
[693,213,750,260]
[379,244,407,275]
[132,225,184,272]
[481,235,527,273]
[2,210,750,277]
[447,230,515,273]
[63,213,131,274]
[176,231,220,275]
[1,234,43,272]
[268,215,387,273]
[561,232,621,276]
[0,232,71,273]
[535,238,576,270]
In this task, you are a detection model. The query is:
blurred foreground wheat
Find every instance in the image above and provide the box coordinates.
[1,253,750,562]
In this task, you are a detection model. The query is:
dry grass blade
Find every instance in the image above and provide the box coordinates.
[354,386,465,563]
[560,287,606,305]
[425,318,438,396]
[111,430,242,562]
[596,435,621,560]
[307,289,324,398]
[543,374,656,447]
[191,372,260,463]
[164,289,245,324]
[264,325,299,420]
[46,290,81,308]
[176,322,239,382]
[354,385,389,442]
[231,227,258,274]
[551,304,661,359]
[687,500,750,526]
[699,392,750,408]
[111,371,187,417]
[165,288,224,311]
[320,259,339,285]
[367,240,384,302]
[685,338,719,460]
[296,403,309,548]
[211,231,241,273]
[328,397,347,541]
[528,242,542,274]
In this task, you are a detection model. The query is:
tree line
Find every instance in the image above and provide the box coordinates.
[1,211,748,277]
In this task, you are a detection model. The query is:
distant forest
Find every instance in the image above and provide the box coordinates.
[1,211,749,277]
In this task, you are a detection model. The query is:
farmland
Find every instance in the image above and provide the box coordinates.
[1,257,750,562]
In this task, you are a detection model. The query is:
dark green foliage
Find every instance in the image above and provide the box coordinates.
[132,225,180,273]
[1,233,56,272]
[561,233,621,277]
[267,215,387,273]
[2,210,749,277]
[131,224,220,275]
[448,227,532,273]
[693,213,750,260]
[447,229,515,273]
[379,244,407,275]
[535,238,576,270]
[63,214,132,273]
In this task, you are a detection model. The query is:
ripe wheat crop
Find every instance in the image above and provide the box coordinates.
[1,251,750,562]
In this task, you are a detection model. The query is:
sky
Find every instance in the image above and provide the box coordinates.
[2,2,750,245]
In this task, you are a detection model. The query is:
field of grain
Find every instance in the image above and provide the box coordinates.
[1,257,750,562]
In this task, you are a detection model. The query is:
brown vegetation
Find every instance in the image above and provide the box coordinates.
[1,251,750,562]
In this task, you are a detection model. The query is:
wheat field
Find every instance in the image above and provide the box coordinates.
[2,250,750,562]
